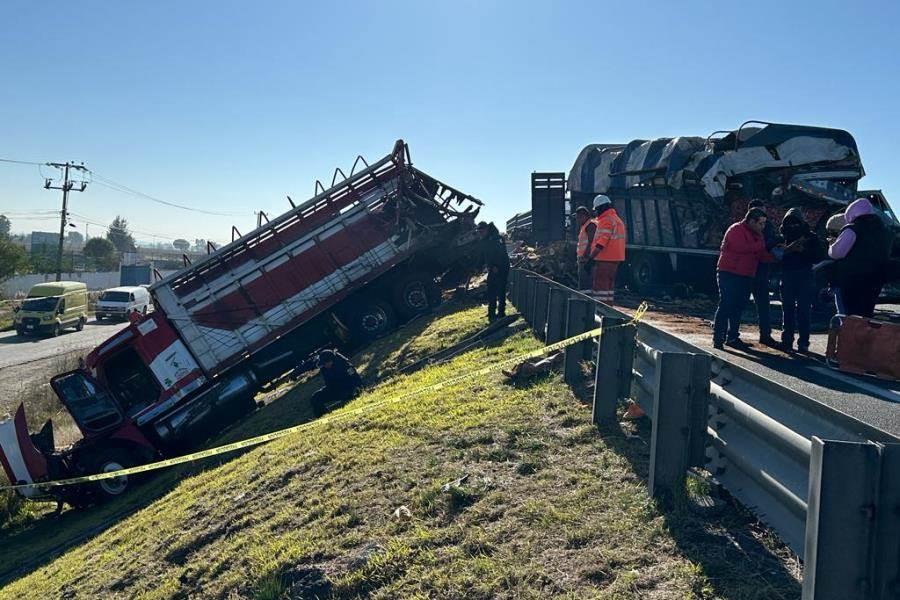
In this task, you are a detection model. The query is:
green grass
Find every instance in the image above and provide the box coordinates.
[0,301,800,599]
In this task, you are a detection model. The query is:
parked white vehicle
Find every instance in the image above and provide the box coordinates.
[95,286,152,321]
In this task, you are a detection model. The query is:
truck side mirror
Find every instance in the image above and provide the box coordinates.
[58,307,65,315]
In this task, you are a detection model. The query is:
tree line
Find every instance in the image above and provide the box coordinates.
[0,215,138,280]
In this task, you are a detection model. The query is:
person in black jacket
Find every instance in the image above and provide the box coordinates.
[828,198,893,317]
[309,349,362,417]
[477,221,510,321]
[778,208,823,352]
[748,199,781,345]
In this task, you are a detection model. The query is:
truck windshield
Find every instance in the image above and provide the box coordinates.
[22,297,59,312]
[100,291,130,302]
[52,372,121,433]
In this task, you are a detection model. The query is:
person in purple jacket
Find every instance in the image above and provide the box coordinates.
[827,198,893,317]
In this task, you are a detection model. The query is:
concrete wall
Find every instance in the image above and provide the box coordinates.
[1,270,178,297]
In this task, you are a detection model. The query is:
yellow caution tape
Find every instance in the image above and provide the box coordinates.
[3,303,648,493]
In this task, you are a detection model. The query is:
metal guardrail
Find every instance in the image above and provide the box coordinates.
[507,268,900,600]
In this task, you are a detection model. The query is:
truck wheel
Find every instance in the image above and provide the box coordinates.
[629,253,668,294]
[51,324,61,337]
[75,317,85,332]
[391,273,439,319]
[86,448,137,500]
[352,301,397,339]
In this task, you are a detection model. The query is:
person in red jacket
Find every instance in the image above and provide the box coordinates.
[713,208,775,349]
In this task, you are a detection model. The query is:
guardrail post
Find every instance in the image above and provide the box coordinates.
[563,297,592,386]
[592,316,635,425]
[648,351,711,498]
[516,271,529,312]
[874,443,900,600]
[803,438,884,600]
[686,353,711,468]
[532,280,550,341]
[507,269,519,307]
[522,276,537,325]
[546,286,567,343]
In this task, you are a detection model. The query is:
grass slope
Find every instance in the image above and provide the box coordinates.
[0,303,799,599]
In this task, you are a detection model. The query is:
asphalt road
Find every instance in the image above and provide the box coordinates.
[0,320,129,431]
[641,312,900,439]
[0,320,129,370]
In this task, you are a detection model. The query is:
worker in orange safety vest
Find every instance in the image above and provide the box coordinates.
[575,206,597,293]
[586,194,626,305]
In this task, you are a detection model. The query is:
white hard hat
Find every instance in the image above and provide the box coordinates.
[593,194,611,209]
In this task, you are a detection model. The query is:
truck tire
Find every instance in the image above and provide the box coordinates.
[75,317,85,332]
[390,272,439,319]
[51,324,61,337]
[351,301,397,339]
[84,447,138,501]
[629,252,669,294]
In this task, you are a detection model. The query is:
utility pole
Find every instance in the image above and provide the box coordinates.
[45,162,88,281]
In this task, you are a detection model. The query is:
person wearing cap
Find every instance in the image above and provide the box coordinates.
[574,205,597,293]
[477,221,510,321]
[309,349,362,417]
[586,194,626,304]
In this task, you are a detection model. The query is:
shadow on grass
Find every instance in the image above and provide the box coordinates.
[0,299,487,587]
[568,382,801,598]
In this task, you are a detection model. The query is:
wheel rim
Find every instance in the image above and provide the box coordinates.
[99,461,128,495]
[403,282,429,312]
[637,262,652,285]
[360,307,388,334]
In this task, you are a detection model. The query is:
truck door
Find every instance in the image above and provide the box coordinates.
[51,371,123,436]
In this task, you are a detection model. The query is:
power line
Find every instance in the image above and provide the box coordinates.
[90,173,250,217]
[68,211,193,242]
[4,156,255,220]
[0,158,45,166]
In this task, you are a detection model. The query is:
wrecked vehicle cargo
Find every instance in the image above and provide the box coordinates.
[566,121,899,291]
[0,140,483,504]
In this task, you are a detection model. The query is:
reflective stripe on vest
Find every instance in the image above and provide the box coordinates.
[593,210,626,262]
[577,220,593,257]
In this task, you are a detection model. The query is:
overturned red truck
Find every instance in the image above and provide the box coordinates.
[0,140,483,504]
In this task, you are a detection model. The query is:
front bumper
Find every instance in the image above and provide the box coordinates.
[15,321,56,335]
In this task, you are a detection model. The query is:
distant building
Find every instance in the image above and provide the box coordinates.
[29,231,58,253]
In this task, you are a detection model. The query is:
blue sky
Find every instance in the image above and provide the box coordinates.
[2,1,898,245]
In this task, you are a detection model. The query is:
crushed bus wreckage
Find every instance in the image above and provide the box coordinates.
[0,140,485,506]
[517,121,900,292]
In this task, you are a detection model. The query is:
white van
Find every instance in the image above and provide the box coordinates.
[95,286,152,321]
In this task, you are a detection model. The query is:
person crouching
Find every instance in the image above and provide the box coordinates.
[309,349,362,417]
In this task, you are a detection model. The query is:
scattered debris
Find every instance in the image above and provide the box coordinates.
[392,505,412,522]
[439,474,469,493]
[501,351,564,382]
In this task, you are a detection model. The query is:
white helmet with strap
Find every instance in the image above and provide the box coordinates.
[593,194,611,209]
